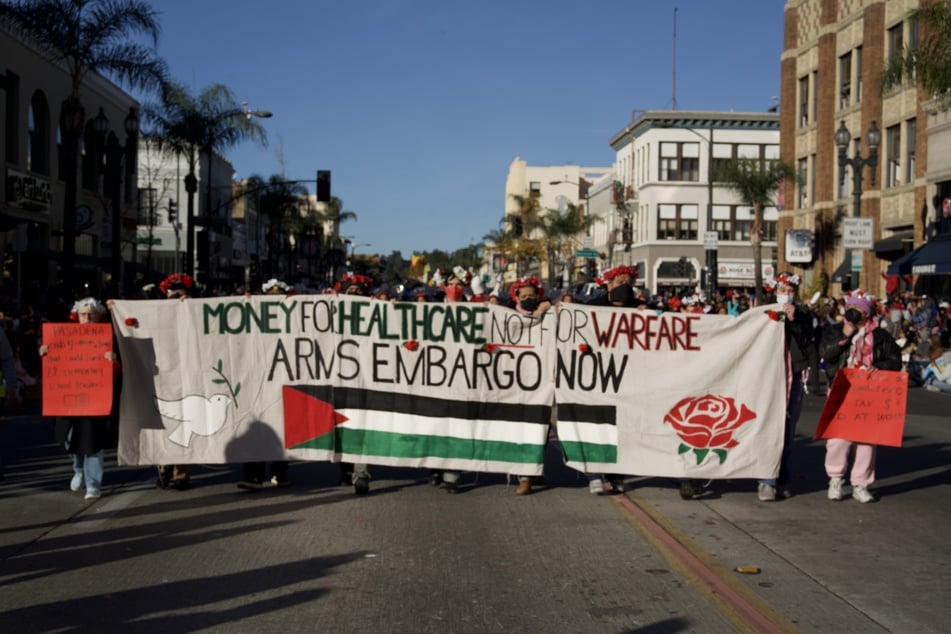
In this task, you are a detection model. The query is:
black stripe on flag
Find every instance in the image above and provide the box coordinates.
[291,385,551,425]
[557,402,617,426]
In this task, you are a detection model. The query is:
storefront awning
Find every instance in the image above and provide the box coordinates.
[873,230,914,261]
[886,234,951,276]
[831,258,853,284]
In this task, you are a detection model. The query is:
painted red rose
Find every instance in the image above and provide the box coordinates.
[403,340,419,351]
[484,343,498,353]
[124,317,139,327]
[766,310,783,321]
[578,343,590,354]
[664,394,757,465]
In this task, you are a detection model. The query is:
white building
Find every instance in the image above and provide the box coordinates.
[609,110,780,295]
[497,157,611,285]
[135,140,235,286]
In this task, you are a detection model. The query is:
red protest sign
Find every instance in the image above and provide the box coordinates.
[813,368,907,447]
[41,323,114,417]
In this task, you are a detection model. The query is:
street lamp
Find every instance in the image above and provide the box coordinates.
[90,107,138,295]
[835,120,880,290]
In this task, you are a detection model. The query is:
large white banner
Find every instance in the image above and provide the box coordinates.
[554,304,786,479]
[110,297,555,476]
[110,297,786,480]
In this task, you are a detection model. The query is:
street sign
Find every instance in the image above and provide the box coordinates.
[575,249,599,258]
[842,218,874,249]
[785,229,813,263]
[703,231,718,250]
[851,250,863,271]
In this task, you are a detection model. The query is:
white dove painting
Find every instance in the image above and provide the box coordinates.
[155,393,233,448]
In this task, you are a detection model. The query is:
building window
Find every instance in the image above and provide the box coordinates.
[811,71,818,122]
[659,142,699,182]
[797,157,809,207]
[711,142,733,181]
[888,22,903,63]
[906,118,916,184]
[798,76,809,126]
[810,153,816,204]
[712,205,733,241]
[657,203,699,240]
[886,124,901,188]
[839,51,852,109]
[855,46,863,103]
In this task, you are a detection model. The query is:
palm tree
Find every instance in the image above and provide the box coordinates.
[319,195,358,281]
[0,0,166,293]
[535,202,600,287]
[882,1,951,100]
[143,80,267,281]
[717,158,796,295]
[507,192,545,277]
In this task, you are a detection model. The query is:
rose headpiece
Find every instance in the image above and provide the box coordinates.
[447,266,472,285]
[337,272,374,294]
[763,272,801,294]
[262,278,291,294]
[69,297,106,321]
[159,273,195,296]
[509,276,544,302]
[597,265,639,287]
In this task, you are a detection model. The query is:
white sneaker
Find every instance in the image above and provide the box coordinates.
[588,479,604,495]
[827,477,845,500]
[70,472,83,492]
[757,483,777,501]
[852,486,875,503]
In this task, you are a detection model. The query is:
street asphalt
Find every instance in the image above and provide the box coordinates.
[0,384,948,633]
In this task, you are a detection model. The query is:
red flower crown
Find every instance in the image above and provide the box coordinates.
[159,273,194,295]
[509,276,544,302]
[597,265,639,286]
[763,272,801,294]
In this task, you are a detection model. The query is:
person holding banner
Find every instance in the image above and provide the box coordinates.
[337,272,374,495]
[238,279,293,490]
[41,298,119,500]
[820,290,902,503]
[757,273,814,502]
[429,266,472,493]
[509,277,552,495]
[587,266,639,495]
[156,273,195,490]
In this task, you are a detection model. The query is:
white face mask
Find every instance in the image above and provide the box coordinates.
[776,294,792,305]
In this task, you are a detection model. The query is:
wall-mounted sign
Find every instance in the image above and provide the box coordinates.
[785,229,813,263]
[717,261,775,280]
[6,168,52,213]
[842,218,874,249]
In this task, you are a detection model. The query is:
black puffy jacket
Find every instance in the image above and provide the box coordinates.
[820,320,902,381]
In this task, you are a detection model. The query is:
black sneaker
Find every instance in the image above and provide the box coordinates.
[353,475,370,495]
[445,481,459,494]
[429,472,443,487]
[679,480,699,500]
[237,479,264,491]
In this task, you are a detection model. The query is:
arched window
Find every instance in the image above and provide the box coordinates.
[27,91,50,175]
[81,121,98,191]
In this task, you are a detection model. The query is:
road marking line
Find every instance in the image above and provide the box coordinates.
[612,491,798,634]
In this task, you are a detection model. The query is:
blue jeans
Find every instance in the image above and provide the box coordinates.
[760,375,804,488]
[925,377,951,393]
[72,451,104,494]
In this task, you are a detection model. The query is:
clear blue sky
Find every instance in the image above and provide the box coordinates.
[137,0,785,257]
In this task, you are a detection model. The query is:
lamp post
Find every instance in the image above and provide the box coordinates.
[91,107,138,296]
[835,120,880,291]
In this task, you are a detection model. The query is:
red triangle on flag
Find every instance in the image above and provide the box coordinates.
[282,386,349,448]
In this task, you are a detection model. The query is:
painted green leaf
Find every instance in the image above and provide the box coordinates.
[693,448,709,464]
[216,359,223,371]
[678,443,690,455]
[713,449,728,464]
[212,378,225,384]
[234,382,241,397]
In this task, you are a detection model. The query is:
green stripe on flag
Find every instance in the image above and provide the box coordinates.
[560,441,617,464]
[292,428,545,465]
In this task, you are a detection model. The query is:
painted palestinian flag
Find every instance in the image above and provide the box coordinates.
[283,385,550,476]
[556,402,618,472]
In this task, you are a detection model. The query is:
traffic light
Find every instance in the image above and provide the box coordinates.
[316,170,331,202]
[168,199,177,224]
